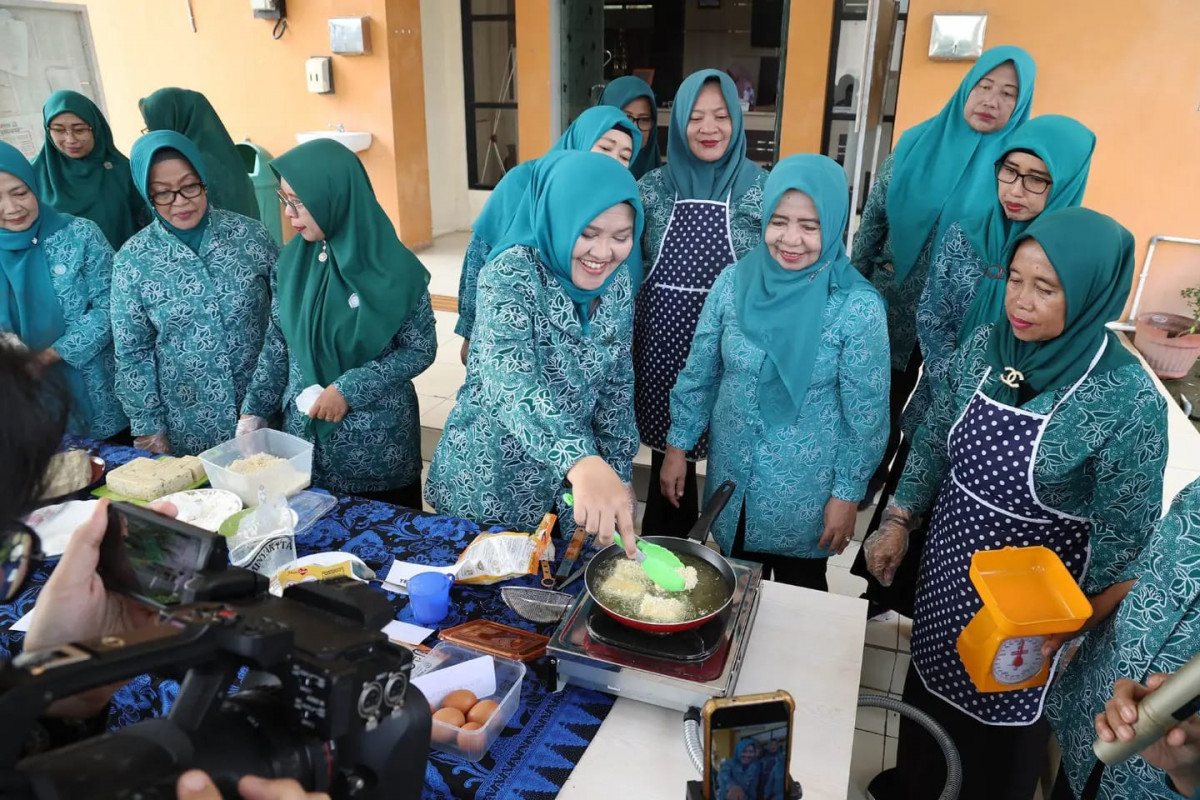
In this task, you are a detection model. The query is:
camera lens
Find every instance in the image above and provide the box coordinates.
[357,681,383,718]
[383,672,407,708]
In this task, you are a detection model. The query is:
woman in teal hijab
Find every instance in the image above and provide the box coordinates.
[597,75,661,180]
[863,208,1167,800]
[428,151,644,556]
[139,87,260,221]
[849,44,1037,617]
[30,90,146,250]
[240,138,436,506]
[111,131,277,455]
[636,68,768,541]
[0,141,127,439]
[661,154,889,590]
[454,106,639,352]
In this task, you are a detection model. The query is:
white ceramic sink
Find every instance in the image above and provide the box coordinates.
[294,130,372,152]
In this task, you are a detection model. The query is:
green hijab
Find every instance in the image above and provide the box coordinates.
[958,114,1096,342]
[0,141,91,429]
[984,207,1137,406]
[271,138,431,441]
[139,87,260,221]
[735,154,873,427]
[663,69,762,202]
[490,150,643,334]
[130,131,212,254]
[597,75,661,180]
[30,91,141,250]
[887,45,1036,284]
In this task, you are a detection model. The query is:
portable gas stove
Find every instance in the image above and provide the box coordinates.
[547,557,763,711]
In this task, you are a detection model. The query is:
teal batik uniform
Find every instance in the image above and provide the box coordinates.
[112,132,277,455]
[852,46,1036,373]
[908,115,1095,436]
[427,151,644,531]
[1047,479,1200,800]
[0,141,126,438]
[242,139,436,495]
[455,107,640,339]
[667,155,890,558]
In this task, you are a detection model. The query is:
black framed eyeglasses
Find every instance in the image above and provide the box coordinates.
[149,182,206,207]
[625,113,655,132]
[995,162,1052,195]
[276,190,305,213]
[0,522,43,603]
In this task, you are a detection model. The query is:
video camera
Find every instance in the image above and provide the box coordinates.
[0,502,432,800]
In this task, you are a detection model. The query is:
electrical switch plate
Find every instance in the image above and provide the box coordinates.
[305,56,333,94]
[329,16,371,55]
[251,0,285,20]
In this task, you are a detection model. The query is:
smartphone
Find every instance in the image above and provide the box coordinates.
[100,502,229,607]
[702,691,795,800]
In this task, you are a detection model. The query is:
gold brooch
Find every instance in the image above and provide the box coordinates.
[1000,367,1024,388]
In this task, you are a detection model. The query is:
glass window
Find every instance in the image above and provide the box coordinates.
[462,0,518,189]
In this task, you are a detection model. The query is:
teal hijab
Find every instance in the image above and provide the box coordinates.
[887,45,1036,284]
[0,141,91,428]
[140,88,260,221]
[958,114,1096,342]
[271,138,431,441]
[597,75,661,180]
[984,207,1137,406]
[490,150,644,334]
[130,131,212,254]
[30,91,141,250]
[663,70,761,202]
[475,106,639,253]
[735,154,873,427]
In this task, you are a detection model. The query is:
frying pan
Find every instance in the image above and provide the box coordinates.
[583,480,736,634]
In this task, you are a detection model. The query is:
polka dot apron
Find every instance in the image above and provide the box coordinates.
[911,343,1106,725]
[633,197,736,456]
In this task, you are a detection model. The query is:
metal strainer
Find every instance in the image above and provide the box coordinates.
[501,586,574,624]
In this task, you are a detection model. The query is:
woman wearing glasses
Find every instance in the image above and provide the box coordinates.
[30,91,146,250]
[139,87,260,222]
[908,115,1096,436]
[111,131,277,455]
[597,75,662,180]
[240,139,435,507]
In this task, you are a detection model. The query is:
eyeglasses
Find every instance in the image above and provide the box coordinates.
[149,182,206,207]
[276,190,305,213]
[995,162,1052,195]
[48,124,93,138]
[625,113,655,132]
[140,127,150,135]
[0,523,43,603]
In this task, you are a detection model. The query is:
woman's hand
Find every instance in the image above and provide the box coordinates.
[659,446,688,508]
[308,385,349,423]
[1095,674,1200,796]
[818,497,858,555]
[1041,579,1136,659]
[460,339,470,366]
[567,455,637,558]
[863,507,914,587]
[236,415,268,437]
[33,348,62,375]
[134,432,171,454]
[177,771,330,800]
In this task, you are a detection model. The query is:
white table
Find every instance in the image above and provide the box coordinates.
[560,581,867,800]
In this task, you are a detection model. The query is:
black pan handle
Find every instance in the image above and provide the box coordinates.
[687,480,736,544]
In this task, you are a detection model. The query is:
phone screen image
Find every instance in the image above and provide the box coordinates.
[101,505,214,607]
[708,720,789,800]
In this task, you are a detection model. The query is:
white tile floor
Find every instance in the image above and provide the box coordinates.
[413,233,1200,800]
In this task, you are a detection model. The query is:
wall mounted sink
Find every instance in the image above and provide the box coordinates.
[294,130,372,152]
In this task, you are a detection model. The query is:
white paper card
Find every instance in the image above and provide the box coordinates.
[381,619,435,645]
[410,655,496,708]
[382,559,459,594]
[9,609,34,632]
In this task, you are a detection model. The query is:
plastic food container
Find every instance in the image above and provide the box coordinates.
[413,642,525,761]
[198,429,313,507]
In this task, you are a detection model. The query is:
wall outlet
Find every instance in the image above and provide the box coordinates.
[306,56,333,94]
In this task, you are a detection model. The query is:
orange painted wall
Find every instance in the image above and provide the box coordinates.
[515,0,554,161]
[54,0,433,245]
[895,0,1200,319]
[778,0,834,156]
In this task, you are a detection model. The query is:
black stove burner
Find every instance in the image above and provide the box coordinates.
[585,607,726,663]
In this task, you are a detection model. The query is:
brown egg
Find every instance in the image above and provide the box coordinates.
[441,689,478,715]
[431,707,465,742]
[456,721,483,753]
[467,698,499,725]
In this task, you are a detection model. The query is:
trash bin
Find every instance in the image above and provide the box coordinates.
[236,141,283,246]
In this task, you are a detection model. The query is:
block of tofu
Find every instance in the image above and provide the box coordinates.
[40,449,93,500]
[177,455,207,483]
[106,457,200,502]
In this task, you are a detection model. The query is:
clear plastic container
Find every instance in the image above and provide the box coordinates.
[413,642,525,761]
[198,430,313,506]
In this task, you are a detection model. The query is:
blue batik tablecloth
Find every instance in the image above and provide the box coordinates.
[0,438,615,800]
